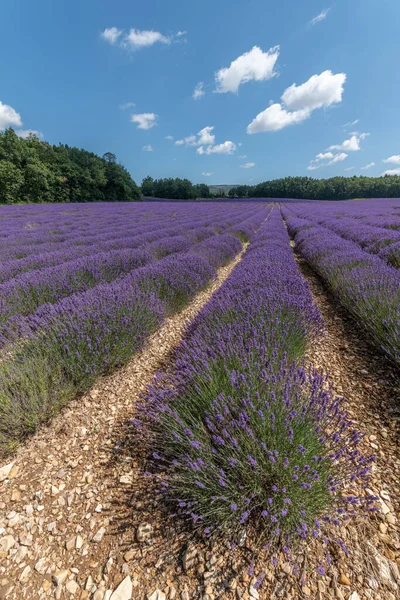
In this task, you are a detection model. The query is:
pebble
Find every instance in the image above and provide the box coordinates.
[93,527,106,542]
[136,522,153,543]
[0,535,15,553]
[0,462,14,482]
[348,593,360,600]
[249,586,259,599]
[339,574,351,586]
[147,590,166,600]
[53,570,69,586]
[110,576,133,600]
[65,579,80,594]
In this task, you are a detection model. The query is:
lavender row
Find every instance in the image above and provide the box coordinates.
[134,208,373,560]
[282,206,400,367]
[0,203,265,276]
[0,216,263,451]
[287,201,400,268]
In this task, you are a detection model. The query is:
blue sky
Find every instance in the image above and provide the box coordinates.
[2,0,400,185]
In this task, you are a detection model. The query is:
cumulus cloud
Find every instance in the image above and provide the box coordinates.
[142,145,153,152]
[197,141,237,155]
[328,133,369,152]
[16,129,43,139]
[239,155,247,159]
[131,113,157,129]
[0,101,22,130]
[247,104,311,133]
[119,102,136,110]
[177,30,187,37]
[101,27,173,50]
[165,135,174,140]
[247,70,346,134]
[308,151,348,170]
[193,82,205,100]
[240,162,255,168]
[311,9,330,26]
[282,70,346,112]
[197,126,215,145]
[361,162,375,170]
[175,126,215,147]
[328,152,347,164]
[383,155,400,165]
[202,172,213,176]
[215,45,279,94]
[315,152,334,161]
[101,27,122,45]
[123,29,170,48]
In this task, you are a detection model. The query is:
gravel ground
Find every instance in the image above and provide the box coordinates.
[0,247,399,600]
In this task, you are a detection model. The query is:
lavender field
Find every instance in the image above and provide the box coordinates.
[0,199,399,599]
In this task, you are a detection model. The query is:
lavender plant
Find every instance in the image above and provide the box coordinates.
[135,209,375,560]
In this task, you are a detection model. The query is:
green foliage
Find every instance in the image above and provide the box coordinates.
[141,176,211,199]
[0,128,141,204]
[228,175,400,200]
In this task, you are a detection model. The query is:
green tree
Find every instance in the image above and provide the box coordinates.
[0,161,24,204]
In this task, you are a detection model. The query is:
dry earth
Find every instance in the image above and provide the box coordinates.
[0,247,399,600]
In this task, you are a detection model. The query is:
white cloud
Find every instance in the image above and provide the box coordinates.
[383,155,400,165]
[282,70,346,111]
[193,82,205,100]
[382,168,400,176]
[202,172,213,176]
[197,126,215,145]
[361,162,375,170]
[308,151,348,170]
[131,113,157,130]
[343,119,359,128]
[176,126,215,147]
[311,9,330,25]
[123,29,170,49]
[328,133,369,152]
[165,135,174,140]
[0,101,22,130]
[101,27,122,45]
[215,45,279,94]
[248,70,346,134]
[175,135,197,146]
[344,167,355,171]
[247,103,310,133]
[16,129,43,139]
[119,102,136,110]
[315,152,334,161]
[328,152,347,164]
[102,27,173,50]
[239,155,247,159]
[197,141,237,155]
[142,145,153,152]
[241,162,255,168]
[177,31,187,37]
[248,178,254,182]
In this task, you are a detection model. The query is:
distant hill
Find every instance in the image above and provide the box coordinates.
[208,184,238,195]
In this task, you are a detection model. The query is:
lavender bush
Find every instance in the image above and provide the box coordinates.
[135,209,374,558]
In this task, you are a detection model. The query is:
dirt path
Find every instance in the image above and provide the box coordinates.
[296,254,400,600]
[0,249,247,600]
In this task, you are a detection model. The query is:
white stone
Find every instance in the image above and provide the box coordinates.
[110,576,133,600]
[93,527,106,542]
[52,570,69,586]
[0,535,15,553]
[0,462,14,482]
[348,593,361,600]
[147,591,166,600]
[249,586,260,599]
[65,580,80,595]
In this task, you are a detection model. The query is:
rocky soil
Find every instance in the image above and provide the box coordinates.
[0,248,399,600]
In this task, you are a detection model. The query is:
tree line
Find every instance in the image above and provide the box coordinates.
[0,128,141,204]
[141,176,212,200]
[227,175,400,200]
